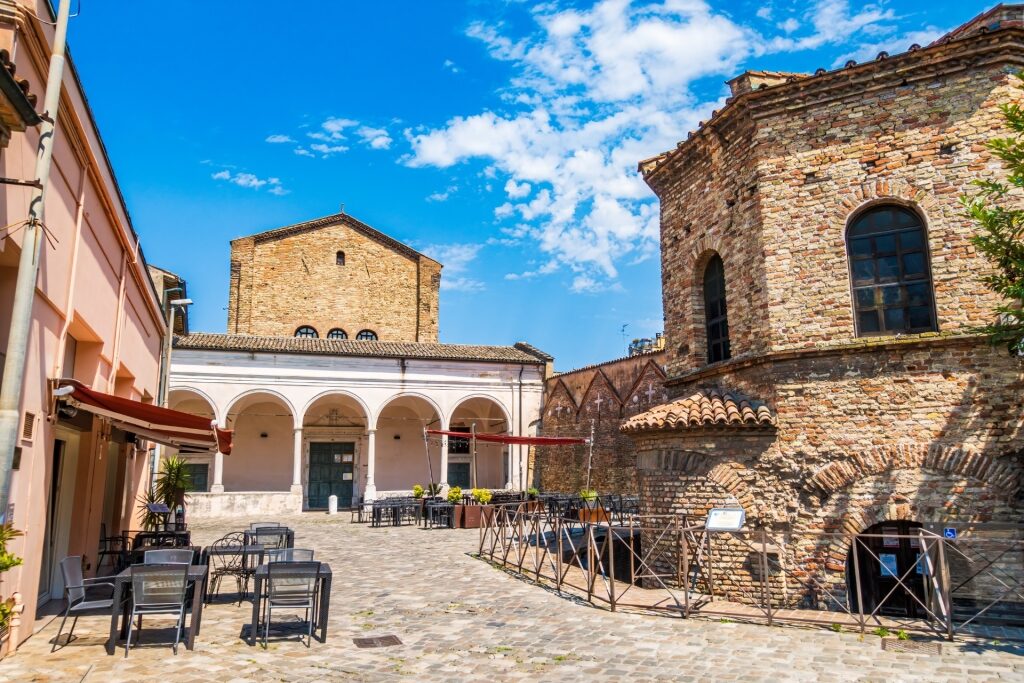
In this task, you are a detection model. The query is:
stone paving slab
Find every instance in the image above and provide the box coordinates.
[1,514,1021,682]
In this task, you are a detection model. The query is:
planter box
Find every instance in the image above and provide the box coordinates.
[456,504,495,529]
[578,507,609,524]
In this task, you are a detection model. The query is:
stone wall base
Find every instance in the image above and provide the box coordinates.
[187,491,302,517]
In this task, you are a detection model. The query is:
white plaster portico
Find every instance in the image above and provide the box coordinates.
[167,335,549,516]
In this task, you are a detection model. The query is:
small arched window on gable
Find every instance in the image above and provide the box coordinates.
[336,251,346,266]
[847,205,936,336]
[326,328,347,340]
[356,329,378,341]
[295,325,319,339]
[703,254,730,364]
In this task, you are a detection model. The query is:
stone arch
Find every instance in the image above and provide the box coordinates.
[224,388,298,427]
[803,443,1019,499]
[827,178,941,227]
[300,389,371,427]
[168,386,220,424]
[446,394,512,433]
[372,392,443,431]
[707,462,758,513]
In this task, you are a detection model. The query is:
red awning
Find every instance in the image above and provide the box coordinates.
[425,429,587,446]
[57,379,232,454]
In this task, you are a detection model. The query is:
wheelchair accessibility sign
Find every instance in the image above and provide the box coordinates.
[943,527,957,540]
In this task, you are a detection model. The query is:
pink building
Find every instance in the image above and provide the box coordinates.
[0,1,167,653]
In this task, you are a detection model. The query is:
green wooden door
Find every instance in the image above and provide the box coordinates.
[307,442,354,508]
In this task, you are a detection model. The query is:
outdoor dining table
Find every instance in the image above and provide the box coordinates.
[247,562,332,646]
[104,563,208,655]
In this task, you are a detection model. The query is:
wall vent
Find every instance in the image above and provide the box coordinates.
[21,412,35,442]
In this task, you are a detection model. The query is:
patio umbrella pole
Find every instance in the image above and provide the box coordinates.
[471,423,477,489]
[422,426,435,488]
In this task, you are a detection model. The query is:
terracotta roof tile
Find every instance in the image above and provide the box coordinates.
[174,332,548,364]
[620,387,775,433]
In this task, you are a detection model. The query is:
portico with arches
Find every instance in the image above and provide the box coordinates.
[167,333,549,516]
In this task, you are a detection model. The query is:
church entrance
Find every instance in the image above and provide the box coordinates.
[307,442,354,509]
[848,520,927,618]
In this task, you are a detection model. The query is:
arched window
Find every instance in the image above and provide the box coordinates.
[355,329,378,341]
[847,205,935,336]
[703,254,730,364]
[294,325,318,338]
[336,251,345,266]
[326,328,347,340]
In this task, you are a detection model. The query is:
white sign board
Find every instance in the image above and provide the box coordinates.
[706,508,746,531]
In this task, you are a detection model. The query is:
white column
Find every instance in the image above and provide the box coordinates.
[505,446,514,490]
[439,435,449,491]
[365,428,377,500]
[291,427,303,493]
[211,450,224,492]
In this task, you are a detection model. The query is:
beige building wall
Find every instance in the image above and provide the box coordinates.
[227,214,442,342]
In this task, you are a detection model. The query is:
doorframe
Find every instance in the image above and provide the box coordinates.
[39,427,81,604]
[302,428,362,509]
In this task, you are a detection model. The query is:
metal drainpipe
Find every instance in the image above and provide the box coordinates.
[517,364,524,490]
[0,0,73,522]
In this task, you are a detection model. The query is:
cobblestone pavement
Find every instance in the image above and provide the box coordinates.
[2,514,1022,682]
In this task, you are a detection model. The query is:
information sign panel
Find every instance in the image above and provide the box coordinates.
[705,508,745,531]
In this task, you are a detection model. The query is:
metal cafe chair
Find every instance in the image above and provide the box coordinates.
[247,527,290,550]
[249,522,282,531]
[124,563,190,657]
[97,522,126,572]
[265,548,314,563]
[143,548,194,564]
[206,532,245,603]
[51,556,115,652]
[262,561,322,648]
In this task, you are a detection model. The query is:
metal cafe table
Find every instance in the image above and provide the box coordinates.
[247,562,332,646]
[105,564,208,655]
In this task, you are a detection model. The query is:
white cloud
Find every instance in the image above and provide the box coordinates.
[403,0,903,291]
[756,6,773,20]
[356,126,393,150]
[426,185,459,202]
[211,169,288,195]
[443,58,462,74]
[422,243,486,291]
[310,143,350,157]
[504,179,532,198]
[294,148,315,158]
[778,18,800,34]
[265,134,294,143]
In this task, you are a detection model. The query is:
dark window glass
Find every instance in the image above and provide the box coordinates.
[355,329,378,341]
[703,254,731,364]
[336,251,346,266]
[295,326,319,338]
[326,328,347,340]
[847,206,936,336]
[182,464,209,492]
[448,427,471,454]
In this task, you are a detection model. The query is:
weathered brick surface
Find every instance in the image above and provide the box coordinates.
[227,215,440,341]
[629,16,1024,608]
[536,353,666,493]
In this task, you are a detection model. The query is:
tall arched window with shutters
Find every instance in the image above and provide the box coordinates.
[847,205,936,336]
[703,254,730,364]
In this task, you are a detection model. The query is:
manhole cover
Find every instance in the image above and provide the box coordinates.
[353,635,403,648]
[881,638,941,655]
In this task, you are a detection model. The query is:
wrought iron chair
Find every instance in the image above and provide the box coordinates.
[206,532,245,603]
[262,561,321,648]
[51,556,115,652]
[124,563,190,657]
[144,548,194,564]
[265,548,314,563]
[239,543,265,601]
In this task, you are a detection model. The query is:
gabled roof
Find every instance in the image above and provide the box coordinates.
[621,387,776,433]
[174,332,549,365]
[234,212,439,265]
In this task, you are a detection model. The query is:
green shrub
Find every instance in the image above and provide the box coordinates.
[446,486,463,504]
[412,484,424,499]
[579,489,598,503]
[472,488,493,504]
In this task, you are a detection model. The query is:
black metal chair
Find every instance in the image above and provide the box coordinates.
[426,502,453,529]
[97,523,126,572]
[206,532,245,604]
[249,522,282,531]
[265,548,314,563]
[247,527,290,551]
[124,563,190,657]
[51,556,115,652]
[262,561,321,648]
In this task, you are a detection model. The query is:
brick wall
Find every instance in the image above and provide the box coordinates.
[227,215,440,341]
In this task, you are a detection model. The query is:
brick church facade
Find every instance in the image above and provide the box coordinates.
[227,212,442,342]
[623,6,1024,606]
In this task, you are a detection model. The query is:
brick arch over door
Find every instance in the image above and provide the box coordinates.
[803,443,1019,500]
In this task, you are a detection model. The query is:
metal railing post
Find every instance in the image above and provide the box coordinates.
[608,524,617,612]
[681,520,690,618]
[760,528,772,626]
[937,537,954,641]
[851,534,865,635]
[555,517,563,593]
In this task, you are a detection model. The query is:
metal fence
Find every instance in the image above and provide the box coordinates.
[478,503,1024,641]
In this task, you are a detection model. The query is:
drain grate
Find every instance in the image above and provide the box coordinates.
[881,638,942,655]
[353,635,403,648]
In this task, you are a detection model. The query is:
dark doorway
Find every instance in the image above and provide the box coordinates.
[848,520,927,618]
[307,442,354,509]
[447,462,471,489]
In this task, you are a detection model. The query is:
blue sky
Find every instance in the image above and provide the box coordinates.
[66,0,991,371]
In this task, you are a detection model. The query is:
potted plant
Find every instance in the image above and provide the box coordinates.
[527,486,540,500]
[137,456,193,531]
[427,482,441,497]
[578,489,607,523]
[412,484,424,499]
[0,524,23,656]
[462,488,493,528]
[526,486,543,512]
[447,486,464,528]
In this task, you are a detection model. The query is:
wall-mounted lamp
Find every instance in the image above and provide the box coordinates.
[393,433,401,440]
[260,432,268,439]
